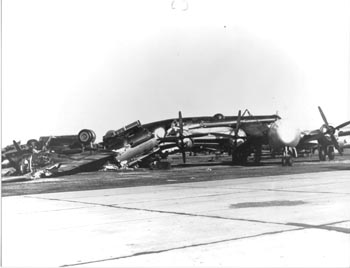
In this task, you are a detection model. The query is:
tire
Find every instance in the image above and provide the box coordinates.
[213,113,224,120]
[327,146,335,160]
[318,148,326,161]
[254,151,262,164]
[27,139,39,149]
[78,129,96,145]
[281,157,287,166]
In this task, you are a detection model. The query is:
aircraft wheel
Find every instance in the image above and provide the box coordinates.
[254,152,261,164]
[287,157,293,166]
[240,155,248,165]
[78,129,96,145]
[318,148,326,161]
[27,139,39,149]
[232,153,240,164]
[213,113,224,120]
[327,146,335,160]
[281,157,287,166]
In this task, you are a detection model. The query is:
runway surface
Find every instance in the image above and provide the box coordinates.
[2,158,350,267]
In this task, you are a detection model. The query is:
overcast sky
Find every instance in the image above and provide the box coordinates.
[2,0,350,145]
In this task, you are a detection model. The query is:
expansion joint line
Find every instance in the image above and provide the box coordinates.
[25,196,350,267]
[60,227,304,267]
[25,196,350,233]
[25,195,290,226]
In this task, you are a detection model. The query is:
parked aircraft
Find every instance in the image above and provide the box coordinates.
[298,107,350,161]
[337,128,350,151]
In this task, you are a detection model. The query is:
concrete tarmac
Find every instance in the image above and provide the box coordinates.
[2,170,350,267]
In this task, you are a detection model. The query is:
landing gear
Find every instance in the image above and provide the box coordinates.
[27,139,40,150]
[282,156,293,166]
[253,144,262,165]
[78,129,96,145]
[327,146,335,160]
[318,145,334,161]
[318,146,326,161]
[281,146,296,166]
[271,150,276,159]
[232,151,248,165]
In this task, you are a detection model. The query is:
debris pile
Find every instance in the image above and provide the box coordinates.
[1,133,109,179]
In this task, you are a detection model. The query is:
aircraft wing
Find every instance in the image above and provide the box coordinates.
[32,151,116,178]
[299,129,323,144]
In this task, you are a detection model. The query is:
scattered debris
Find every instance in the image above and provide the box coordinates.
[1,167,17,177]
[32,163,62,179]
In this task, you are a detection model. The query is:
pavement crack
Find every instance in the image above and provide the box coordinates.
[287,221,350,234]
[24,196,290,226]
[26,196,349,233]
[60,227,304,267]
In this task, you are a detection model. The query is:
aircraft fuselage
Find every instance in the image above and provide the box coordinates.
[268,120,301,150]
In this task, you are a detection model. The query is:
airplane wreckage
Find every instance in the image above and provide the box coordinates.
[2,107,350,179]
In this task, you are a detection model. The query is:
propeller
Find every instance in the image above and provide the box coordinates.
[13,140,23,152]
[318,106,329,127]
[234,110,242,146]
[178,111,187,164]
[335,121,350,130]
[228,110,243,149]
[318,106,342,155]
[339,130,350,137]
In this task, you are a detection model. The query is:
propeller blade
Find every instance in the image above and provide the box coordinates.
[233,110,242,147]
[335,121,350,130]
[330,133,342,155]
[339,130,350,137]
[13,140,23,152]
[178,111,183,137]
[235,110,242,136]
[178,111,186,163]
[318,106,329,127]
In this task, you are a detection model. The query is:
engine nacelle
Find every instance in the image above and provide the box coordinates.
[153,127,166,139]
[177,137,193,149]
[103,121,142,147]
[115,120,141,136]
